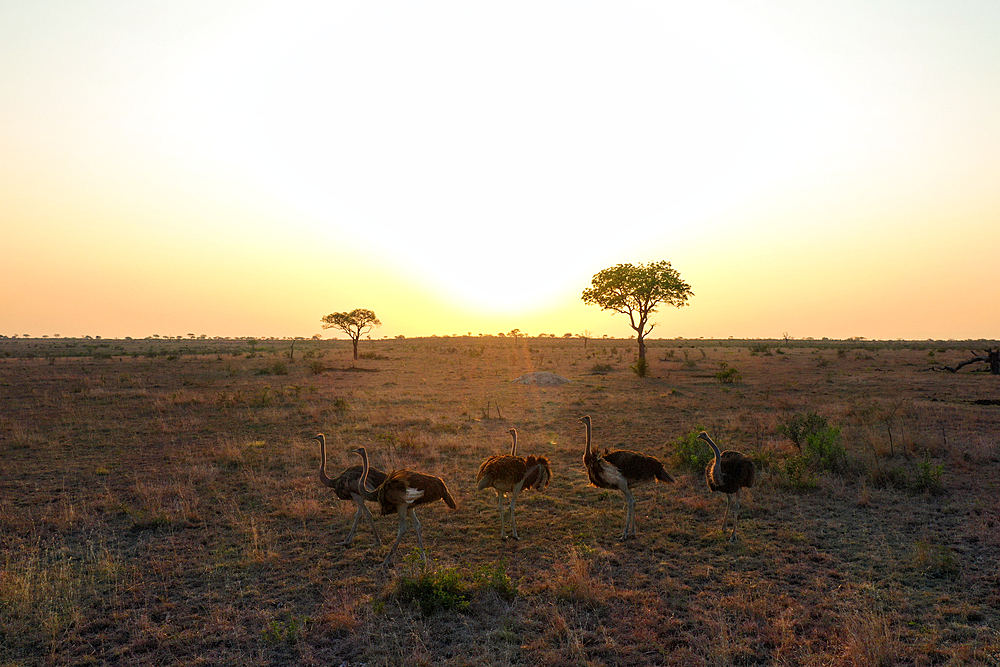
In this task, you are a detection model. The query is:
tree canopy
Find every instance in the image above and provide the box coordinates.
[321,308,381,359]
[582,260,693,373]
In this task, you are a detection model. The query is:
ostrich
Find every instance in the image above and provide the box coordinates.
[698,431,755,541]
[312,433,387,546]
[356,446,457,567]
[476,428,552,540]
[580,415,674,540]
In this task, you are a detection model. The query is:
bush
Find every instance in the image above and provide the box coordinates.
[777,424,845,488]
[395,561,518,615]
[803,426,846,473]
[715,362,741,384]
[866,460,910,490]
[912,454,945,495]
[472,561,518,601]
[777,411,828,450]
[781,453,817,490]
[671,428,713,474]
[630,358,650,377]
[397,566,473,616]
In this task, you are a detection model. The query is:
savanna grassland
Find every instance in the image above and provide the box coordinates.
[1,335,999,666]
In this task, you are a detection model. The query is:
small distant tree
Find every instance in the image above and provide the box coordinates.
[321,309,381,359]
[582,260,693,375]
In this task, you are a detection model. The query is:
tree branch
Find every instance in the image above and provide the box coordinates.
[931,351,990,373]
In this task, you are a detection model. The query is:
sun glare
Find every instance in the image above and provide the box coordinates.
[128,0,866,321]
[3,2,999,339]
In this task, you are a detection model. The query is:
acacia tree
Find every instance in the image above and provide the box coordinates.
[320,309,381,360]
[582,260,693,375]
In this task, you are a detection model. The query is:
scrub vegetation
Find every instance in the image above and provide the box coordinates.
[1,335,998,665]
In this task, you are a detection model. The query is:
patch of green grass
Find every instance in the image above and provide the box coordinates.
[396,564,474,616]
[912,541,959,579]
[263,613,309,644]
[395,560,518,616]
[472,561,518,601]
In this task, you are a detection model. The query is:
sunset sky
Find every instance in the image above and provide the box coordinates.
[3,1,998,341]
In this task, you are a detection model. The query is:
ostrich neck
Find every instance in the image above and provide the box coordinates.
[705,438,723,477]
[510,432,518,457]
[706,439,722,461]
[358,450,372,494]
[584,421,593,457]
[318,437,333,486]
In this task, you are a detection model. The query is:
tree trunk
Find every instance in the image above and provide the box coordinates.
[990,348,999,375]
[637,334,646,363]
[351,337,359,360]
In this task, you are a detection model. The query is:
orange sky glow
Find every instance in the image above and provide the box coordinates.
[2,2,998,342]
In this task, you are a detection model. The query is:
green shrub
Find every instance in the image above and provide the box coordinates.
[472,561,518,601]
[590,363,613,375]
[912,454,945,494]
[397,566,473,616]
[748,448,778,474]
[256,362,287,376]
[777,411,828,450]
[670,428,713,473]
[630,358,650,377]
[804,426,846,473]
[394,560,518,616]
[714,362,741,384]
[250,387,273,408]
[781,454,817,490]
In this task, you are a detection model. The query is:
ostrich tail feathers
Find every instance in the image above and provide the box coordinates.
[442,483,457,509]
[656,465,675,484]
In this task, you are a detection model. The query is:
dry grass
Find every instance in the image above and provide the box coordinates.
[1,335,999,665]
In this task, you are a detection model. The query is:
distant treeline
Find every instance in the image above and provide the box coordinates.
[1,335,997,361]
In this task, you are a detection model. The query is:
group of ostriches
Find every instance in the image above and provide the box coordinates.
[313,416,755,567]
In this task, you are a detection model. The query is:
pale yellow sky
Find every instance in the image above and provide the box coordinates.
[2,1,998,341]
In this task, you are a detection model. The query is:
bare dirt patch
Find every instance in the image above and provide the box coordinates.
[512,371,570,385]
